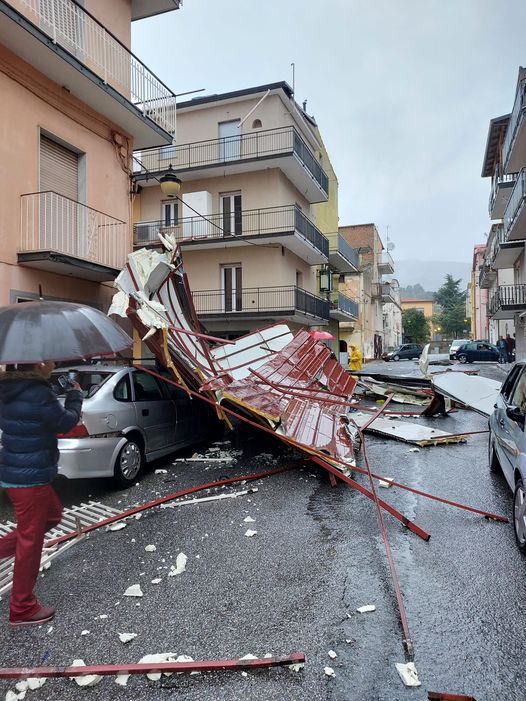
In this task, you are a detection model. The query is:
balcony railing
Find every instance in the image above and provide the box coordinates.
[488,284,526,316]
[15,0,176,135]
[488,169,518,216]
[20,191,128,270]
[330,292,359,318]
[192,285,330,320]
[372,282,395,301]
[503,78,526,171]
[504,168,526,239]
[136,126,329,196]
[378,249,395,272]
[134,205,329,257]
[330,233,359,270]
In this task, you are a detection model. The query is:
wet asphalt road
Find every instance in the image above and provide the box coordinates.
[0,357,524,700]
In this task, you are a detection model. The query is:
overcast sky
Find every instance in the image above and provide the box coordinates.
[132,0,526,267]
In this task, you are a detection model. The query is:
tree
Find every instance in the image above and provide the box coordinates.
[402,309,430,344]
[433,275,469,338]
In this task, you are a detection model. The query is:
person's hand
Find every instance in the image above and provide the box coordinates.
[69,381,81,392]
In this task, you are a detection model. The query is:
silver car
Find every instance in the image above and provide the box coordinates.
[51,364,212,487]
[488,361,526,551]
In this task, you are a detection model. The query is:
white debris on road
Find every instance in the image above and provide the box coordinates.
[151,577,162,584]
[409,448,420,453]
[168,552,187,576]
[239,654,258,660]
[137,652,177,681]
[243,516,256,523]
[107,522,127,532]
[288,662,305,672]
[70,659,103,687]
[378,478,393,488]
[324,666,336,678]
[115,672,130,687]
[144,544,157,552]
[118,632,138,643]
[395,661,421,687]
[154,469,168,474]
[328,650,337,659]
[356,605,376,613]
[124,584,143,597]
[244,529,257,537]
[80,630,90,636]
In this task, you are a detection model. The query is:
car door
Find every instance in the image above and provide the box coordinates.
[155,370,199,448]
[131,370,177,453]
[399,345,410,359]
[493,364,524,486]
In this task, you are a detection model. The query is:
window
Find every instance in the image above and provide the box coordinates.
[114,374,132,402]
[252,119,262,129]
[220,192,242,236]
[511,370,526,410]
[218,120,241,161]
[162,200,178,227]
[502,365,523,403]
[132,371,163,401]
[221,264,242,312]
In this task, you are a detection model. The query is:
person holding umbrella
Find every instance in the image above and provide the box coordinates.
[0,360,82,626]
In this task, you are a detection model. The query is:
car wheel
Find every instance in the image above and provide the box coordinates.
[514,479,526,553]
[458,355,467,364]
[114,438,144,488]
[393,354,400,361]
[488,436,501,474]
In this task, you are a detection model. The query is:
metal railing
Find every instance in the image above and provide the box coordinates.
[15,0,176,135]
[192,285,330,320]
[503,168,526,238]
[503,78,526,170]
[136,126,329,195]
[372,282,394,300]
[331,233,359,269]
[488,169,518,216]
[378,250,394,270]
[488,284,526,316]
[331,292,359,318]
[20,191,128,270]
[134,205,329,257]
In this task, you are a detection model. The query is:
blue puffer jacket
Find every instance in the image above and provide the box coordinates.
[0,371,82,486]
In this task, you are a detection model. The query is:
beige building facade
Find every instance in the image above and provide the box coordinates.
[133,82,335,338]
[0,0,179,309]
[481,67,525,357]
[338,224,397,360]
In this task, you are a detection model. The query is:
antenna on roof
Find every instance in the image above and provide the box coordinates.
[291,62,295,97]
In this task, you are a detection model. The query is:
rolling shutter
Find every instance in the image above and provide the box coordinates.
[40,136,78,201]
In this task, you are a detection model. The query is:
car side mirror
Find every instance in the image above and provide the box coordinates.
[506,405,525,426]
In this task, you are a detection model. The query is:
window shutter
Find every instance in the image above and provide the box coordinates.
[40,136,79,201]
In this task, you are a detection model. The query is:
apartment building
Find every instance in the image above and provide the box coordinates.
[470,244,489,341]
[0,0,179,309]
[338,223,396,360]
[133,82,357,343]
[480,67,525,356]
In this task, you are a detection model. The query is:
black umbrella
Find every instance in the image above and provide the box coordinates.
[0,301,132,364]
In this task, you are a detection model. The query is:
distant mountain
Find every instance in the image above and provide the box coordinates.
[387,260,471,292]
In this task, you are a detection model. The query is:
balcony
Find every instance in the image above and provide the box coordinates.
[378,250,395,275]
[1,0,176,148]
[328,234,359,273]
[488,284,526,319]
[488,170,518,220]
[487,224,524,270]
[504,169,526,242]
[329,292,359,321]
[478,265,497,289]
[372,282,396,304]
[192,285,330,325]
[503,78,526,173]
[19,191,128,281]
[134,126,329,203]
[134,205,329,265]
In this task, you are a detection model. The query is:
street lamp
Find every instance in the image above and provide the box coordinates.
[159,164,181,198]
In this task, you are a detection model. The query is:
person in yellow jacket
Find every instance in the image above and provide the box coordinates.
[348,344,362,371]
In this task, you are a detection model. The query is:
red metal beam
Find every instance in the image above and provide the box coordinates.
[428,693,477,701]
[0,653,305,680]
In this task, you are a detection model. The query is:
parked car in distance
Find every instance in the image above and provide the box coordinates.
[454,342,500,364]
[382,343,423,362]
[489,361,526,551]
[449,339,470,359]
[50,365,215,487]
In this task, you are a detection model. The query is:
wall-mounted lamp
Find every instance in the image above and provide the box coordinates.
[159,164,182,198]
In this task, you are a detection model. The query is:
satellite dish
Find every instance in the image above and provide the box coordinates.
[387,241,395,251]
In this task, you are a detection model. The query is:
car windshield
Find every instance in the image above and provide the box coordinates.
[51,370,113,398]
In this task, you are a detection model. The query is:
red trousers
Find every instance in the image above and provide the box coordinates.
[0,484,62,621]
